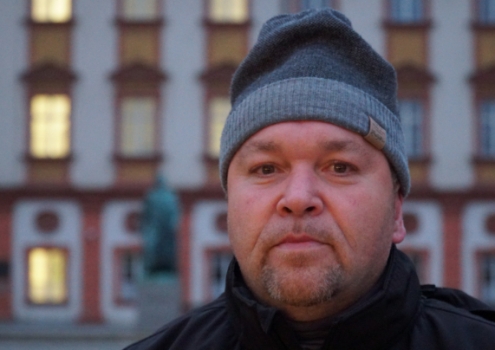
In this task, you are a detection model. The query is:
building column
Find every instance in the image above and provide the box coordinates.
[442,197,464,289]
[0,199,13,320]
[178,203,191,311]
[79,197,103,323]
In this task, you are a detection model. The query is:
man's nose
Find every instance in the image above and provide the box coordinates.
[276,167,323,217]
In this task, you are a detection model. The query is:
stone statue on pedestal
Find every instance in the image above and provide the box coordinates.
[140,175,180,276]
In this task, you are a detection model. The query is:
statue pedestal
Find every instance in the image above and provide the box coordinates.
[137,275,181,331]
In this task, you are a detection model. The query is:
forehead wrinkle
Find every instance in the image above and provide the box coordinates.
[236,140,281,161]
[319,139,369,156]
[235,135,371,164]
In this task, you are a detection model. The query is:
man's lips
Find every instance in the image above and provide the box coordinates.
[274,234,325,250]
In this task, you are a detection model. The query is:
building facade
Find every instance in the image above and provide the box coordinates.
[0,0,495,327]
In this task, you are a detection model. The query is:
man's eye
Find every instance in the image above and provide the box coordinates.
[333,163,349,174]
[259,164,275,175]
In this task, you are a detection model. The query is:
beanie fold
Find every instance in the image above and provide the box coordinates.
[220,77,410,195]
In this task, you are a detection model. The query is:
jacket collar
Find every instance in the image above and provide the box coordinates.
[225,246,421,350]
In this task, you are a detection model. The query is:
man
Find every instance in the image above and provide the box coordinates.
[126,8,495,349]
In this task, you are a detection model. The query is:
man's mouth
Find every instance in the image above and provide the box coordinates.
[274,234,325,250]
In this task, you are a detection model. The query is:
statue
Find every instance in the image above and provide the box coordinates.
[140,175,181,276]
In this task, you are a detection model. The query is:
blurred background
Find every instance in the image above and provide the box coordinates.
[1,0,495,348]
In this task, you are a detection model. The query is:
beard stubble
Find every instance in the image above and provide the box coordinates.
[258,223,344,308]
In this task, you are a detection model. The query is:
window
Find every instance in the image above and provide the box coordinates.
[28,247,67,304]
[402,249,428,283]
[390,0,424,23]
[208,0,248,23]
[481,254,495,306]
[31,0,72,23]
[210,250,233,299]
[283,0,334,12]
[122,0,159,21]
[479,0,495,24]
[301,0,332,9]
[112,0,165,185]
[120,96,156,157]
[480,100,495,157]
[406,251,424,281]
[117,250,142,303]
[30,94,71,159]
[399,99,424,158]
[208,96,230,158]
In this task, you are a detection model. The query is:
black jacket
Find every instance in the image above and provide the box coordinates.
[125,247,495,349]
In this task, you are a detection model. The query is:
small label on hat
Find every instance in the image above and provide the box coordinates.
[364,116,386,150]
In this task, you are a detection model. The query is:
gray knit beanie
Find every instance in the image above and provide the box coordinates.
[219,8,410,196]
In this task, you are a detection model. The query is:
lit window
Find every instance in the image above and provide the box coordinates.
[118,250,142,303]
[208,0,248,23]
[121,97,156,157]
[481,254,495,306]
[28,247,67,304]
[390,0,424,23]
[30,94,71,158]
[210,251,233,299]
[480,100,495,157]
[208,97,230,158]
[31,0,72,23]
[479,0,495,23]
[399,99,424,158]
[122,0,159,20]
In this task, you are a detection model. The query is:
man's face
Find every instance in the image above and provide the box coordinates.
[227,121,406,321]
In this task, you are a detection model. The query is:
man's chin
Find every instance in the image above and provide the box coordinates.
[260,264,343,307]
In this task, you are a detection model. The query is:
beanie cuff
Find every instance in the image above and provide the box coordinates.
[220,77,410,196]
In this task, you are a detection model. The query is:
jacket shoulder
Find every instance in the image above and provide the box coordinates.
[124,294,236,350]
[405,286,495,349]
[420,284,495,323]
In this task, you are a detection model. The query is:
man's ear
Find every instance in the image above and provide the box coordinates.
[392,194,406,244]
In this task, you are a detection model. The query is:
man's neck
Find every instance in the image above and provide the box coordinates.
[285,315,335,350]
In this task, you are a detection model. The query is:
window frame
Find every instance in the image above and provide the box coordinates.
[119,0,162,22]
[29,93,72,159]
[398,97,427,159]
[400,248,430,283]
[205,0,251,24]
[477,250,495,306]
[113,246,143,305]
[282,0,336,13]
[478,98,495,158]
[118,94,159,158]
[30,0,72,23]
[115,93,161,159]
[205,246,233,301]
[388,0,426,24]
[206,95,231,159]
[477,0,495,24]
[25,246,69,306]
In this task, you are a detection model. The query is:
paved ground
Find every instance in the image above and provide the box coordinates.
[0,322,148,350]
[0,280,184,349]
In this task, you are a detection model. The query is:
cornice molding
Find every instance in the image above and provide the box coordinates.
[470,65,495,85]
[396,64,436,86]
[21,63,77,83]
[110,63,167,83]
[199,63,237,84]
